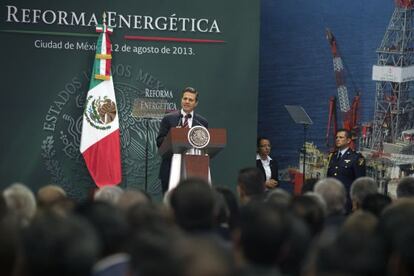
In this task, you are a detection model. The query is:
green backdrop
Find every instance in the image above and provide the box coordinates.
[0,0,260,200]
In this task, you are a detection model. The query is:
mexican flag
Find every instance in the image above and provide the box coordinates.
[80,19,122,187]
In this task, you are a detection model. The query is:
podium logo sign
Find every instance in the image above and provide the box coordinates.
[188,126,210,149]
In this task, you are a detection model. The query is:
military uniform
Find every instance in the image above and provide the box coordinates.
[327,148,366,212]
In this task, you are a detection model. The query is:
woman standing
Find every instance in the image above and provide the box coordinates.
[256,137,279,189]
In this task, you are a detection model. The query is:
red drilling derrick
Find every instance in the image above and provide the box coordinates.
[395,0,414,8]
[325,29,361,150]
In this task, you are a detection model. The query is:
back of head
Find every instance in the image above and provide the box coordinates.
[37,184,67,208]
[361,193,392,217]
[311,224,387,276]
[75,201,128,258]
[170,178,215,232]
[390,222,414,275]
[117,188,151,211]
[265,188,292,210]
[3,183,36,226]
[350,177,378,209]
[237,167,265,202]
[378,198,414,248]
[378,198,414,275]
[239,202,287,266]
[291,195,325,237]
[343,210,378,236]
[94,185,124,205]
[396,176,414,198]
[21,212,99,276]
[314,178,346,216]
[176,236,235,276]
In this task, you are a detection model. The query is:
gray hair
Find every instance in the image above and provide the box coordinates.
[314,178,346,215]
[3,182,37,226]
[350,177,378,205]
[94,186,124,205]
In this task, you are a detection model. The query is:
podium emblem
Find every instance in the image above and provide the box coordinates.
[188,126,210,149]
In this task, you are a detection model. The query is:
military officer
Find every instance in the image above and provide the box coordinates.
[327,128,366,213]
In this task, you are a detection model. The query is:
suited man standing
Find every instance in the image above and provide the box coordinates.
[156,87,208,194]
[256,137,279,190]
[327,128,366,213]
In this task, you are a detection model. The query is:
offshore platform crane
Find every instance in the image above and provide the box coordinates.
[325,29,361,149]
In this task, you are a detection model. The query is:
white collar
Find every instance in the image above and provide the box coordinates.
[339,147,349,155]
[256,153,272,161]
[180,109,194,118]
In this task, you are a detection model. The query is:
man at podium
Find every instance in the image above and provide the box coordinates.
[156,87,208,193]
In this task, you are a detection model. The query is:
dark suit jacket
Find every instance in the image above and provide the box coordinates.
[256,158,279,182]
[156,110,208,193]
[327,148,366,212]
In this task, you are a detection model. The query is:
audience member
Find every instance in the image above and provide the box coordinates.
[129,224,184,276]
[305,225,387,276]
[236,202,286,275]
[37,184,67,207]
[117,188,151,211]
[291,195,325,238]
[342,210,378,236]
[176,236,235,276]
[265,187,292,210]
[3,182,37,226]
[314,178,346,229]
[214,186,240,232]
[94,185,124,205]
[396,176,414,198]
[75,201,130,276]
[303,191,327,215]
[21,212,100,276]
[237,167,265,204]
[212,189,232,241]
[378,199,414,275]
[6,164,414,276]
[350,176,378,212]
[169,178,216,233]
[126,202,175,236]
[361,193,392,217]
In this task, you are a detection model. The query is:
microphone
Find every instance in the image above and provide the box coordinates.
[190,114,206,128]
[176,113,183,128]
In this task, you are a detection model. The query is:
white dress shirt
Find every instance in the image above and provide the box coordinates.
[256,154,272,181]
[181,109,194,128]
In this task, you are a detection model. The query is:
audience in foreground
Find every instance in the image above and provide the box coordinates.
[1,173,414,276]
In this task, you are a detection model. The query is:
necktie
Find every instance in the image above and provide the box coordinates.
[337,152,342,160]
[182,114,189,128]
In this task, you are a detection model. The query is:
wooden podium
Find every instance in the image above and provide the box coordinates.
[159,128,226,188]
